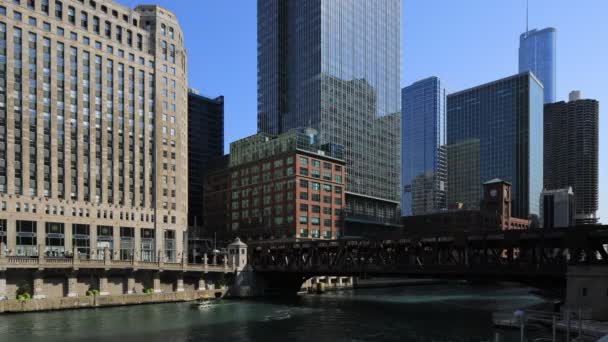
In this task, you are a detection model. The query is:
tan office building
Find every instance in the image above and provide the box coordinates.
[0,0,197,300]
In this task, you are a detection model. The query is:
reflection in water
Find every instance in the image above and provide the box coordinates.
[0,283,543,342]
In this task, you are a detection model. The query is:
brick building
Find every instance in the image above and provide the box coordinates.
[403,179,530,233]
[204,129,345,241]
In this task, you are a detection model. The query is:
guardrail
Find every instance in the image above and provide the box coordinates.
[0,248,238,273]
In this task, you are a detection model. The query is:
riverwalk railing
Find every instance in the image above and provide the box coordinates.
[0,247,236,273]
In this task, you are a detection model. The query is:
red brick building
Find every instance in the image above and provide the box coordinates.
[403,179,530,233]
[204,130,345,241]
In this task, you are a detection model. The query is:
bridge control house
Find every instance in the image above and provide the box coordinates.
[204,129,346,241]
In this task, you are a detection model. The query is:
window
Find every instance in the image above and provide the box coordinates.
[168,27,174,38]
[27,0,35,9]
[45,222,65,257]
[311,218,320,226]
[300,156,308,165]
[299,192,308,200]
[140,228,155,262]
[67,6,75,24]
[312,170,321,178]
[323,207,332,215]
[323,162,331,170]
[92,16,99,33]
[80,11,88,28]
[164,230,175,262]
[324,219,332,227]
[312,205,320,214]
[582,288,587,297]
[28,16,37,26]
[104,20,111,38]
[300,167,308,176]
[16,220,37,256]
[72,224,90,259]
[323,184,332,192]
[0,6,6,16]
[335,198,342,205]
[312,194,320,202]
[312,160,320,167]
[299,228,308,238]
[41,0,49,14]
[14,11,22,21]
[335,165,342,172]
[299,179,308,188]
[96,226,113,261]
[334,186,342,194]
[299,216,307,224]
[323,230,332,239]
[43,21,50,31]
[160,23,166,35]
[299,204,308,212]
[120,226,134,261]
[335,175,342,183]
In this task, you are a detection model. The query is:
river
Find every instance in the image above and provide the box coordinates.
[0,283,545,342]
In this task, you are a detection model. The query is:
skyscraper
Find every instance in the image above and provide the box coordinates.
[401,77,448,217]
[257,0,402,227]
[544,91,599,224]
[447,72,544,219]
[519,27,556,103]
[187,89,224,227]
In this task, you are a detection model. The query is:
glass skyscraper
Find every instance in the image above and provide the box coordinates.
[447,72,544,219]
[257,0,401,225]
[519,28,556,103]
[401,77,448,217]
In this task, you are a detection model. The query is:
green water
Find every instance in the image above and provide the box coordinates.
[0,283,544,341]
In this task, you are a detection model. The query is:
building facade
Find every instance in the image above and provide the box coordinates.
[401,77,448,217]
[519,27,556,103]
[447,72,544,219]
[0,0,189,263]
[540,187,575,228]
[403,179,530,233]
[544,91,599,224]
[257,0,401,227]
[204,130,346,241]
[187,88,224,227]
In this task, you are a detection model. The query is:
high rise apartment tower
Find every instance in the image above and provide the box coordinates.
[544,91,599,224]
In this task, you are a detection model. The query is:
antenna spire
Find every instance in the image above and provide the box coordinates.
[526,0,529,34]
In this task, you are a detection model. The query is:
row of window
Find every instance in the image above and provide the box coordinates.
[299,192,343,205]
[299,156,342,172]
[299,167,343,183]
[4,0,148,51]
[299,228,332,239]
[0,220,177,262]
[298,216,335,227]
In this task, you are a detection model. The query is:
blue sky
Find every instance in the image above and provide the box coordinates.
[118,0,607,222]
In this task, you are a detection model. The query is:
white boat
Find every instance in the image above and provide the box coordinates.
[191,296,213,309]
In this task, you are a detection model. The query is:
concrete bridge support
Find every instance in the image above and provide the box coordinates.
[67,271,78,297]
[153,272,162,293]
[33,271,45,299]
[0,271,6,300]
[99,276,109,296]
[126,273,135,294]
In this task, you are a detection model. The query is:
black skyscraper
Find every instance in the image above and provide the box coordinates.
[188,89,224,226]
[544,91,599,224]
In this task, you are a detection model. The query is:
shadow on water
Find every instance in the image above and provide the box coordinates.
[0,283,543,342]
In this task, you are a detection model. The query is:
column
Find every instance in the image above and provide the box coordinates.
[64,222,73,254]
[153,272,162,293]
[67,271,78,297]
[175,273,184,292]
[197,277,206,291]
[7,219,16,255]
[0,270,7,300]
[126,272,135,294]
[99,275,109,296]
[33,271,45,299]
[133,228,141,262]
[113,226,120,261]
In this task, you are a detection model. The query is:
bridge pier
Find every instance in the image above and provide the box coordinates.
[67,271,78,297]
